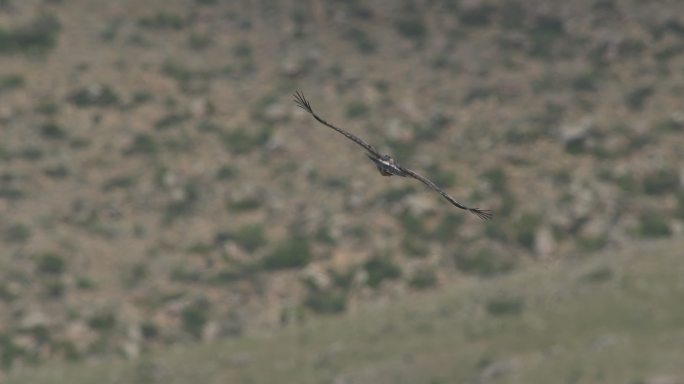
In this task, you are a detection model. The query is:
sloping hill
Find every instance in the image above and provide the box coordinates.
[6,239,684,384]
[2,0,684,374]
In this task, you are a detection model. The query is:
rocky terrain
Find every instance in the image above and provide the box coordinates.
[1,0,683,373]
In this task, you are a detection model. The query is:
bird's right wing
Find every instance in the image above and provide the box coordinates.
[294,91,382,158]
[400,166,493,220]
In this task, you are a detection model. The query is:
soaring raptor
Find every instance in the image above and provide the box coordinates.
[294,91,492,220]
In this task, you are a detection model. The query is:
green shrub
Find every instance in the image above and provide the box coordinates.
[39,122,67,140]
[455,248,513,277]
[625,86,654,110]
[484,168,508,193]
[484,220,507,242]
[125,263,148,287]
[0,13,61,55]
[572,70,602,92]
[36,253,66,275]
[76,276,96,290]
[431,214,464,242]
[656,117,682,132]
[0,334,27,369]
[486,297,524,316]
[3,223,31,243]
[576,235,607,252]
[234,224,266,252]
[579,266,612,284]
[88,311,117,332]
[138,12,186,30]
[102,176,135,191]
[305,291,346,314]
[100,20,121,42]
[35,100,59,115]
[381,186,415,203]
[402,236,428,258]
[222,128,270,154]
[45,280,65,298]
[17,146,43,162]
[168,266,198,284]
[263,236,312,270]
[232,41,252,58]
[0,74,24,92]
[345,27,376,54]
[141,321,159,340]
[364,257,401,287]
[216,165,238,181]
[677,193,684,220]
[642,168,679,195]
[161,60,193,83]
[228,196,261,212]
[314,225,335,245]
[187,33,212,50]
[125,134,158,155]
[398,211,427,237]
[459,4,495,27]
[182,299,210,339]
[164,184,199,223]
[499,1,525,29]
[409,268,437,290]
[44,164,69,179]
[425,165,456,188]
[513,213,541,250]
[67,85,119,108]
[346,100,370,119]
[639,213,671,238]
[154,113,190,130]
[329,268,355,290]
[527,15,565,57]
[394,17,427,43]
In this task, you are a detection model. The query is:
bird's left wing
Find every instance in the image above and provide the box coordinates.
[400,166,493,220]
[294,91,382,158]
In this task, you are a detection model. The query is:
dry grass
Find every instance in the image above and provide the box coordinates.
[7,239,684,384]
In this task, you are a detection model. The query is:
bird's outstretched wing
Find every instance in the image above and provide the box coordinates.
[399,166,493,220]
[294,91,382,158]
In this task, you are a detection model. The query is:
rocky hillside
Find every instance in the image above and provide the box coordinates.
[1,0,683,373]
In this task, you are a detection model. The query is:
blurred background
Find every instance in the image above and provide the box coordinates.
[1,0,684,383]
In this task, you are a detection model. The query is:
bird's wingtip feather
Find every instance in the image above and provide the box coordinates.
[469,208,493,221]
[293,90,313,113]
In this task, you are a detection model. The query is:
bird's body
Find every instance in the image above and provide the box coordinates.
[293,91,493,220]
[367,154,408,177]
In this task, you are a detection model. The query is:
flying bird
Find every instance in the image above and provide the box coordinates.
[293,91,493,220]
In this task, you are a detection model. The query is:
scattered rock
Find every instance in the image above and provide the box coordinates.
[558,117,593,152]
[385,118,414,143]
[65,321,97,353]
[20,309,50,329]
[300,265,331,290]
[202,321,220,342]
[190,98,210,117]
[122,340,140,359]
[480,358,517,381]
[262,102,289,123]
[404,195,435,216]
[534,226,555,258]
[645,375,682,384]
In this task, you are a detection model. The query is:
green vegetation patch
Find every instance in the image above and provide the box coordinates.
[0,14,60,55]
[67,85,120,108]
[454,248,514,277]
[263,236,312,270]
[364,256,401,287]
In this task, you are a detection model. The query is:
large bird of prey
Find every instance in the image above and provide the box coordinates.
[294,91,493,220]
